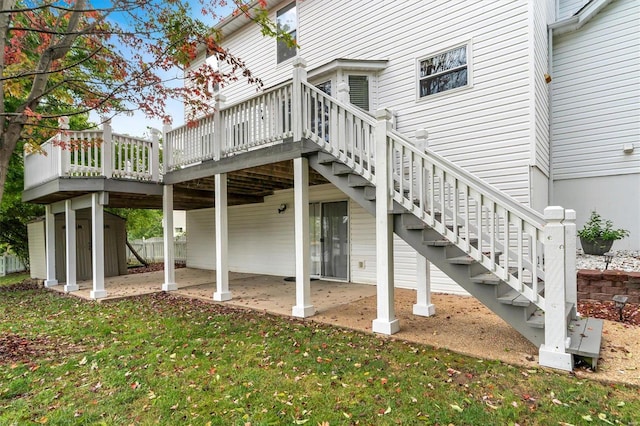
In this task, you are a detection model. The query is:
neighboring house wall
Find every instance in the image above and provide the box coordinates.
[552,0,640,250]
[27,221,46,279]
[186,183,469,295]
[216,0,546,204]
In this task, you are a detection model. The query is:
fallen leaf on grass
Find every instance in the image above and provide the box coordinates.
[450,404,463,413]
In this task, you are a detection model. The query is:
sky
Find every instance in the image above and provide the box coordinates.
[89,0,235,138]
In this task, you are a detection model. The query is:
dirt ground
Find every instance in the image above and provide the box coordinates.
[313,289,640,387]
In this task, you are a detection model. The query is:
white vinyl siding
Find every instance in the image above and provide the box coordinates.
[213,1,539,203]
[186,183,465,294]
[552,0,640,180]
[531,0,554,176]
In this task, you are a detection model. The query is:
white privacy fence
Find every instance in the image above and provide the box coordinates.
[127,237,187,263]
[24,119,161,190]
[0,253,26,277]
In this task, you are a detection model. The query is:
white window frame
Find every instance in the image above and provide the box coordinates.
[416,41,473,101]
[276,1,297,65]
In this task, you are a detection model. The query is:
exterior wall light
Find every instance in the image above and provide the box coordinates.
[278,203,287,214]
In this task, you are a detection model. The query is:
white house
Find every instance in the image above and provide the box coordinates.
[24,0,639,371]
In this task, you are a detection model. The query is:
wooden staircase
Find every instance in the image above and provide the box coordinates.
[309,150,603,370]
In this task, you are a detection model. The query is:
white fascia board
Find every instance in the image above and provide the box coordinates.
[549,0,613,35]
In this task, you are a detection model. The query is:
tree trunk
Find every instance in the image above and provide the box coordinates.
[0,129,21,206]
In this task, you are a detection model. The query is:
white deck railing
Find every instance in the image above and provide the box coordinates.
[24,119,161,190]
[165,83,293,171]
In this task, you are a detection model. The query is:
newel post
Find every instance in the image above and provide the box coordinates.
[372,108,400,335]
[57,116,70,177]
[539,206,573,371]
[564,209,578,319]
[213,94,226,161]
[150,128,160,182]
[291,58,307,142]
[162,123,172,174]
[101,119,112,178]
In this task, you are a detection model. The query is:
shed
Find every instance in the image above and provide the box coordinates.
[28,210,127,281]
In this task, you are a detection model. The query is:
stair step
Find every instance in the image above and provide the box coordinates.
[401,214,426,230]
[347,174,374,188]
[470,272,502,285]
[567,317,604,370]
[424,239,453,247]
[317,151,337,164]
[526,302,574,329]
[332,163,352,175]
[447,256,477,265]
[497,289,531,307]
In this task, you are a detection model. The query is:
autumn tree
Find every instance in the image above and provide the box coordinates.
[0,0,283,205]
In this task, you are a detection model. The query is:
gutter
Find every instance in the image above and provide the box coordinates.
[549,0,613,35]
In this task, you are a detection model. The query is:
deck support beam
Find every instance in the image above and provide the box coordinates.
[162,185,177,291]
[89,192,107,299]
[413,254,436,316]
[213,173,232,301]
[44,205,58,287]
[292,157,315,318]
[372,109,400,335]
[64,200,78,292]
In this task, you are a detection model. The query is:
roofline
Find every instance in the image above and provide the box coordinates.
[549,0,613,35]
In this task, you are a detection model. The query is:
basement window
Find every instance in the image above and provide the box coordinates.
[418,44,469,97]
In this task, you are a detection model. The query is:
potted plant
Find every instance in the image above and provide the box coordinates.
[577,211,629,255]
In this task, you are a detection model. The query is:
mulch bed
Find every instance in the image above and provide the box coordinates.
[578,300,640,326]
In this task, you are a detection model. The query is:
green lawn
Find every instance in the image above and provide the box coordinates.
[0,276,638,425]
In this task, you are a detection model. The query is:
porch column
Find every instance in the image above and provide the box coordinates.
[413,128,435,316]
[292,157,315,317]
[64,200,78,292]
[539,206,572,371]
[44,204,58,287]
[90,192,107,299]
[213,173,231,301]
[372,108,400,335]
[101,119,112,178]
[413,254,436,316]
[162,184,177,291]
[291,58,307,142]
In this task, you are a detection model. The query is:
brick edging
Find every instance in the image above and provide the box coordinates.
[577,269,640,303]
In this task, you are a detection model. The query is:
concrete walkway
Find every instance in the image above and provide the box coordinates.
[48,268,377,317]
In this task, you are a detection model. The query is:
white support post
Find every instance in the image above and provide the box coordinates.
[162,123,172,175]
[372,108,400,335]
[539,206,572,371]
[64,200,78,292]
[564,209,578,319]
[101,119,112,178]
[292,157,315,317]
[162,185,177,291]
[291,58,307,142]
[150,128,160,182]
[413,254,436,316]
[57,117,69,177]
[213,173,231,301]
[213,94,226,161]
[90,193,107,299]
[44,205,58,287]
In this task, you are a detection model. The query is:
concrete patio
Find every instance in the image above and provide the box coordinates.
[48,268,378,317]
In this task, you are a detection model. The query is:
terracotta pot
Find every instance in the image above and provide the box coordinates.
[580,237,614,256]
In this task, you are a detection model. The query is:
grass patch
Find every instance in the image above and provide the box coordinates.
[0,272,30,287]
[0,284,638,425]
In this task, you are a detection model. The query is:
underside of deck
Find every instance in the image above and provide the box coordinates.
[23,141,328,210]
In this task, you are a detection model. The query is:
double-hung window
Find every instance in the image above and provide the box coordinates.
[418,44,469,97]
[277,2,297,64]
